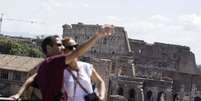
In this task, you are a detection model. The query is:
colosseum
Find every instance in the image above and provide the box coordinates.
[62,23,201,101]
[0,22,201,101]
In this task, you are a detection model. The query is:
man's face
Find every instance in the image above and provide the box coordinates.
[50,37,64,55]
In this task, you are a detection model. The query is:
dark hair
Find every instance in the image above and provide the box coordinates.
[62,36,72,46]
[41,35,59,55]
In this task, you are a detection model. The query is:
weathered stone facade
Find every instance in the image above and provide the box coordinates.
[80,57,112,100]
[0,54,43,99]
[63,23,201,101]
[62,22,131,58]
[130,39,201,101]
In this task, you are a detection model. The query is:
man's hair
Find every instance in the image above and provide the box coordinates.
[41,35,59,55]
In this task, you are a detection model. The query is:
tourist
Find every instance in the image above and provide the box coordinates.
[62,37,105,101]
[10,25,113,101]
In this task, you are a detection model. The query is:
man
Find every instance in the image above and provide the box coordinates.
[10,25,113,101]
[62,37,105,101]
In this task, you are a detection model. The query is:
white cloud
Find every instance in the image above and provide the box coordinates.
[40,0,67,12]
[40,1,54,11]
[106,16,122,24]
[82,3,89,7]
[40,0,91,9]
[149,15,171,23]
[178,14,201,32]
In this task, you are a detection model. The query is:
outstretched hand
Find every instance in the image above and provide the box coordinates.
[98,96,104,101]
[9,94,20,101]
[95,24,113,38]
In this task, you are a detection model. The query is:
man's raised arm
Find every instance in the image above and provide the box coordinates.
[65,25,113,64]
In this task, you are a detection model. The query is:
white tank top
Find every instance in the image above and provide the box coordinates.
[64,61,93,101]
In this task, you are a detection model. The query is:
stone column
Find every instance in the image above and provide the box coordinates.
[136,85,144,101]
[165,88,173,101]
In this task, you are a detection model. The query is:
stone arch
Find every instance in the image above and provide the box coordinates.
[103,38,107,44]
[173,94,179,101]
[128,88,135,101]
[146,90,153,101]
[117,87,124,96]
[157,91,165,101]
[194,97,201,101]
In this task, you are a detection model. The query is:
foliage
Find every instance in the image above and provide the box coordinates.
[0,37,44,58]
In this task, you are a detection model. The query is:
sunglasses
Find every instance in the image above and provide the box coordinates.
[64,44,79,50]
[56,43,62,47]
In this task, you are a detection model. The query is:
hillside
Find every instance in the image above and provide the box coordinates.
[0,36,44,58]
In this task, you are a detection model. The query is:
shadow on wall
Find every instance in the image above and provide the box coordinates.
[146,90,153,101]
[128,89,135,101]
[194,97,201,101]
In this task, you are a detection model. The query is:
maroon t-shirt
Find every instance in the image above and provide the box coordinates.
[34,54,68,101]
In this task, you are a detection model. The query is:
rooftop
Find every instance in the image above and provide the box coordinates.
[0,54,43,72]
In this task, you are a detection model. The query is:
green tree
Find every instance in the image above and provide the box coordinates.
[0,37,43,58]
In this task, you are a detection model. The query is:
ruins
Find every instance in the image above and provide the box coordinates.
[63,23,201,101]
[0,22,201,101]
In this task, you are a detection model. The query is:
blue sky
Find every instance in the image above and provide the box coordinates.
[0,0,201,64]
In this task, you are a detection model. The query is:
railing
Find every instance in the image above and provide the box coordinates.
[0,97,21,101]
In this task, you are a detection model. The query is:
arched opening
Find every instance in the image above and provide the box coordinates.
[194,97,201,101]
[128,89,135,101]
[117,87,124,96]
[146,90,153,101]
[173,94,179,101]
[157,91,165,101]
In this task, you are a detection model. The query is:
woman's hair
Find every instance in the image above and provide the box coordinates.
[62,36,73,46]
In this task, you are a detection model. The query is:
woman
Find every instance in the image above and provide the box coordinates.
[62,36,106,101]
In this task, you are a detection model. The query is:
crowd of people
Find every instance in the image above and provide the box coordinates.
[10,25,113,101]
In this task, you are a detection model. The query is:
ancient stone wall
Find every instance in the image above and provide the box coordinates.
[163,71,201,101]
[109,76,143,101]
[143,79,173,101]
[63,23,130,59]
[129,39,198,74]
[80,57,112,101]
[111,56,135,78]
[0,69,27,97]
[62,23,201,101]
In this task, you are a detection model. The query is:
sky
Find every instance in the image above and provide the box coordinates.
[0,0,201,64]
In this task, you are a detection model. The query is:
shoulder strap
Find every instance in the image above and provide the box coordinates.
[66,67,89,94]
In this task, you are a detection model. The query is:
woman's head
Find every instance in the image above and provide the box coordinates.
[62,36,79,66]
[62,36,79,53]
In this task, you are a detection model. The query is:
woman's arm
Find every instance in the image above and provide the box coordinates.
[91,67,106,101]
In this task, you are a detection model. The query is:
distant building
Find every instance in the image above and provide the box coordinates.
[63,23,201,101]
[0,54,43,98]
